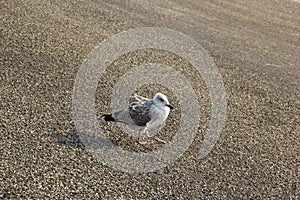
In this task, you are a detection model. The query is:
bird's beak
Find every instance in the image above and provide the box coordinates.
[167,104,174,110]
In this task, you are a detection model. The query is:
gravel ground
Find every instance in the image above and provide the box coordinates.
[1,0,299,199]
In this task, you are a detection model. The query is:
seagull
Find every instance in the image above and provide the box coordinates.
[102,93,174,144]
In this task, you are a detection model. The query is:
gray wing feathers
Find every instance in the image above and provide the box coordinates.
[111,99,154,127]
[129,100,153,126]
[111,108,135,125]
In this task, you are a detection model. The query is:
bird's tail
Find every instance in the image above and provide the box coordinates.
[102,114,115,122]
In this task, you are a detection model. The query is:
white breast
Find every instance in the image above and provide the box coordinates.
[147,105,171,130]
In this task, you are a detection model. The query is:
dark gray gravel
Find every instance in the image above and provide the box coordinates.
[1,0,299,199]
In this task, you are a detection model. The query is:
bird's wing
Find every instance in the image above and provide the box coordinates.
[111,108,134,125]
[128,99,154,126]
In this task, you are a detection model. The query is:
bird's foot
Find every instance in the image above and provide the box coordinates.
[137,137,166,144]
[153,137,167,144]
[145,132,166,144]
[137,138,147,145]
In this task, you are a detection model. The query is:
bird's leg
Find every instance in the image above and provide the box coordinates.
[137,130,147,144]
[145,131,152,138]
[143,121,167,144]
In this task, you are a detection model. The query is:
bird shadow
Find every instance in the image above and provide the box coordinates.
[46,130,117,150]
[45,129,158,154]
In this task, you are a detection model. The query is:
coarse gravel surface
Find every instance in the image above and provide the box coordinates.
[1,0,299,199]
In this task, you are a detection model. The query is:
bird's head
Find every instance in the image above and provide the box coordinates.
[153,93,174,110]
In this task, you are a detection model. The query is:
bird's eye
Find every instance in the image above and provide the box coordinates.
[159,97,164,102]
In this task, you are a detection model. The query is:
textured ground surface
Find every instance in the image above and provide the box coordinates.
[1,0,299,199]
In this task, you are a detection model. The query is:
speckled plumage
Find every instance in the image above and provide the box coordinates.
[129,99,154,126]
